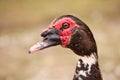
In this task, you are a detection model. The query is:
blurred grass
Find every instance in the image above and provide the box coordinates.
[0,0,120,80]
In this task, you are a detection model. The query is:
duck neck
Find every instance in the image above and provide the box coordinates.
[73,52,102,80]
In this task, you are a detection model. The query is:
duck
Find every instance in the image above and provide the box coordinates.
[29,15,103,80]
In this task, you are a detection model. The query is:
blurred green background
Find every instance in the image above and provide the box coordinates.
[0,0,120,80]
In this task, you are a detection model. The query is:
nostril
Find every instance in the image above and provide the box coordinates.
[43,37,48,41]
[40,28,49,37]
[41,27,58,37]
[41,30,48,37]
[41,28,52,37]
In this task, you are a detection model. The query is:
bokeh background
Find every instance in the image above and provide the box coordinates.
[0,0,120,80]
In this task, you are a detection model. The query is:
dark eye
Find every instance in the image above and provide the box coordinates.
[62,22,70,29]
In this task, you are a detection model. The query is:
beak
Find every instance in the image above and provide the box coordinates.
[29,27,61,53]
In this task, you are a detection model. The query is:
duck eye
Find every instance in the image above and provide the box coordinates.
[62,22,70,29]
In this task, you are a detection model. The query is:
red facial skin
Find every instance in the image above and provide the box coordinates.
[44,17,77,46]
[29,17,78,53]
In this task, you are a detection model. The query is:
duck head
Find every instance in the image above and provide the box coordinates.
[29,15,97,56]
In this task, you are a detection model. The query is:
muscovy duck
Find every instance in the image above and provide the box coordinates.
[29,15,103,80]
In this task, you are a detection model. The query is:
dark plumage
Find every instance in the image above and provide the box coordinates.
[29,15,103,80]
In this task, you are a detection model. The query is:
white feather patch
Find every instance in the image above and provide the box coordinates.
[80,53,97,74]
[77,53,97,77]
